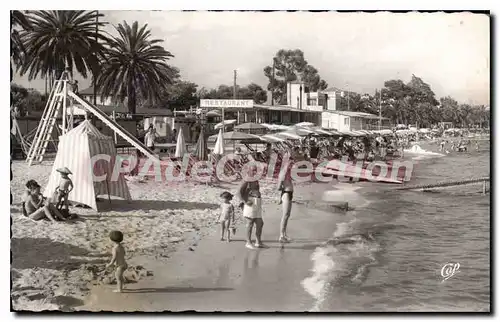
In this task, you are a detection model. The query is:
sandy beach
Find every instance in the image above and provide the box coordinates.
[10,160,252,310]
[12,159,351,311]
[79,182,356,312]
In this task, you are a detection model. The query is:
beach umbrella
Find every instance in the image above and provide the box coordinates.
[275,124,291,131]
[311,127,333,136]
[213,129,225,155]
[175,128,186,157]
[276,131,301,140]
[206,110,221,117]
[262,134,286,142]
[208,131,262,142]
[328,129,341,136]
[194,127,208,161]
[295,122,315,127]
[282,127,315,137]
[259,123,275,131]
[214,119,237,130]
[234,122,267,131]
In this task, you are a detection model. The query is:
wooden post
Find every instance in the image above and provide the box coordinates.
[483,180,486,194]
[112,111,118,144]
[222,107,225,136]
[62,80,67,134]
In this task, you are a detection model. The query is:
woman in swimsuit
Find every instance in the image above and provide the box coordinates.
[278,161,294,243]
[23,180,65,222]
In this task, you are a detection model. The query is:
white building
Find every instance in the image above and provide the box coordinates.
[283,82,389,131]
[321,110,389,131]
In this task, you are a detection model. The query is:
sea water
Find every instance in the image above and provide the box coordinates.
[302,147,490,312]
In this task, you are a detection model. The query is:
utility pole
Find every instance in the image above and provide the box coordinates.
[347,83,350,111]
[378,89,382,131]
[233,70,237,99]
[271,59,275,106]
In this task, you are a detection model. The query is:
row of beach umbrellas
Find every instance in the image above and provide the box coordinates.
[173,123,395,158]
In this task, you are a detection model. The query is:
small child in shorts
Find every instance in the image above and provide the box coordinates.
[217,191,235,242]
[53,167,73,211]
[106,230,128,293]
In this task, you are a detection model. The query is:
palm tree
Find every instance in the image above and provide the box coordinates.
[11,10,32,81]
[97,21,178,114]
[18,10,108,81]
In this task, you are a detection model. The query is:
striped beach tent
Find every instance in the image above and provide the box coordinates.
[43,120,131,211]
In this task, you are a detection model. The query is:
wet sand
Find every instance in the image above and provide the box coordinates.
[81,183,348,312]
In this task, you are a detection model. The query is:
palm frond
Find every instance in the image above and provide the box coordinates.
[97,21,177,114]
[18,10,109,80]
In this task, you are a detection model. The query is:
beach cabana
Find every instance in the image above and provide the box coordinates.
[44,120,131,211]
[175,128,187,157]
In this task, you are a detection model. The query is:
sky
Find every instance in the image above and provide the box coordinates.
[13,11,490,105]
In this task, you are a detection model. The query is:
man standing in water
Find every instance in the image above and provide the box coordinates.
[277,158,294,243]
[239,164,264,249]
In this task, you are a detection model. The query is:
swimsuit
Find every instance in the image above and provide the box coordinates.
[243,197,262,219]
[280,190,293,201]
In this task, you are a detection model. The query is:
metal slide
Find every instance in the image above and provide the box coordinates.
[67,91,159,162]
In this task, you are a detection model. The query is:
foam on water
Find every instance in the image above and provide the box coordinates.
[404,144,445,157]
[301,188,381,311]
[323,184,370,208]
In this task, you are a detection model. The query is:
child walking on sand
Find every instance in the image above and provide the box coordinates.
[217,191,235,242]
[106,231,128,293]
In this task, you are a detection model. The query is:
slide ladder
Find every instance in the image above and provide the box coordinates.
[67,91,159,162]
[26,80,67,165]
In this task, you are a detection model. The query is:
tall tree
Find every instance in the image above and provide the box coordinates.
[263,49,328,105]
[139,81,198,110]
[18,10,108,80]
[237,83,268,104]
[11,84,47,116]
[201,83,268,104]
[97,21,179,114]
[407,74,439,106]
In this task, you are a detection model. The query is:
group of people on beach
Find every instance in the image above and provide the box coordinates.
[217,161,294,249]
[439,138,478,153]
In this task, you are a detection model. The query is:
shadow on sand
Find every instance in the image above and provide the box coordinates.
[11,238,107,271]
[124,286,234,294]
[98,199,219,212]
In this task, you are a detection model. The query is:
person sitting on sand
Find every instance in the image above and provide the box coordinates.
[217,191,236,242]
[53,167,73,211]
[106,231,128,293]
[277,160,294,243]
[239,165,265,249]
[23,180,66,222]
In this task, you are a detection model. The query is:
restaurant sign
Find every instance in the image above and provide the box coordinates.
[200,99,254,108]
